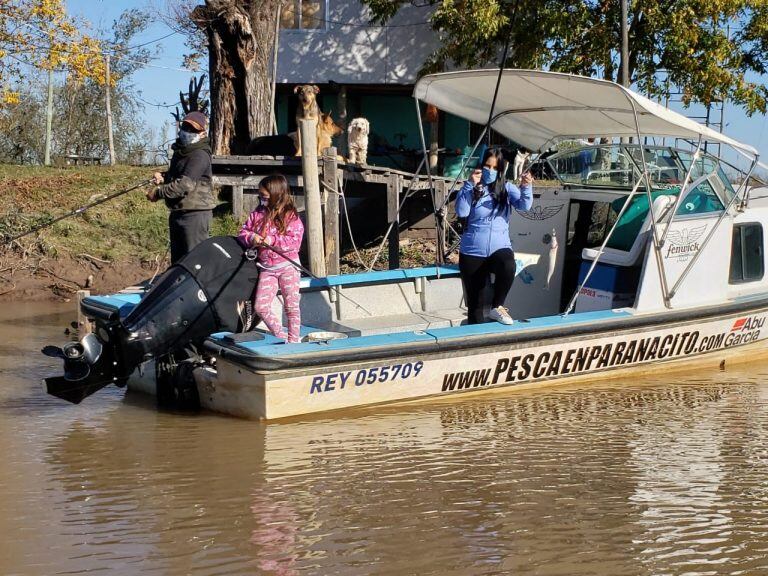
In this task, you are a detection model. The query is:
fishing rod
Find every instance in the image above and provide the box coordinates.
[5,179,153,244]
[247,242,374,316]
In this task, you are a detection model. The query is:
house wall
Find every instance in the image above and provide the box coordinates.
[273,1,471,170]
[275,89,471,171]
[276,1,437,85]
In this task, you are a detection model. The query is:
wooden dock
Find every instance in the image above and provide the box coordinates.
[212,154,454,269]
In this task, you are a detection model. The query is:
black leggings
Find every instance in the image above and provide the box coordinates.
[459,248,516,324]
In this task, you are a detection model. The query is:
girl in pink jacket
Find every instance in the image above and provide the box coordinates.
[238,174,305,343]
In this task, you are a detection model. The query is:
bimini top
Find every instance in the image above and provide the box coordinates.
[413,69,758,157]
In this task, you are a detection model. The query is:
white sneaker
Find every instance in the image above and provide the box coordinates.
[488,306,514,325]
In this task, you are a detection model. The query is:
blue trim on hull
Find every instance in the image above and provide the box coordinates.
[82,265,461,318]
[301,265,460,289]
[85,294,142,317]
[208,309,633,357]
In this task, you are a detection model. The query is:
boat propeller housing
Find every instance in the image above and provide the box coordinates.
[43,236,260,404]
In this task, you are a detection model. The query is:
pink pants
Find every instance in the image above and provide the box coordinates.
[253,266,301,343]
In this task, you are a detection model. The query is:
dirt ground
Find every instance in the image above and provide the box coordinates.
[0,252,164,302]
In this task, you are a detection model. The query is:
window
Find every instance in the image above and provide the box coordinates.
[281,0,326,30]
[730,224,764,283]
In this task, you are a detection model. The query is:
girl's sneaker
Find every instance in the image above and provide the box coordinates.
[489,306,514,325]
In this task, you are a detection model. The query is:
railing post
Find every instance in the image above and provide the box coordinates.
[232,184,244,222]
[387,174,402,269]
[322,147,340,275]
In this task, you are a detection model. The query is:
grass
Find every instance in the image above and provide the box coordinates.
[0,164,240,262]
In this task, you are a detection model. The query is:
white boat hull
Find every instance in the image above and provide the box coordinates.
[141,307,768,420]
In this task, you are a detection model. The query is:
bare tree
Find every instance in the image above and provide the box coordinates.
[188,1,282,155]
[172,74,210,124]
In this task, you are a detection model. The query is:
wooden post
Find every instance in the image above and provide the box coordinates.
[105,55,116,166]
[337,85,348,158]
[232,184,244,221]
[434,179,446,265]
[322,147,340,275]
[387,174,402,270]
[76,290,92,336]
[299,119,327,276]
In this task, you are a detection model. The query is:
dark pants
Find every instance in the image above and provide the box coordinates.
[169,210,212,264]
[459,248,516,324]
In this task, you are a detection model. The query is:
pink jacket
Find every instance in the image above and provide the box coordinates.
[238,207,304,268]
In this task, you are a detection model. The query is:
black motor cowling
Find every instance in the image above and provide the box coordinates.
[44,236,260,404]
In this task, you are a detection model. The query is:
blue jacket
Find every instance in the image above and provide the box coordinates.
[456,180,533,257]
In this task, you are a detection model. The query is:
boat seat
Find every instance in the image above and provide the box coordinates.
[582,194,674,266]
[316,307,467,337]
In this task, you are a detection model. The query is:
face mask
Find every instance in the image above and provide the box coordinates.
[481,167,497,185]
[178,129,201,146]
[259,197,269,208]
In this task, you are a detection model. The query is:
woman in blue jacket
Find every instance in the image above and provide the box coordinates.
[456,148,534,324]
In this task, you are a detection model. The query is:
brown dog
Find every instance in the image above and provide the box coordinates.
[289,112,343,157]
[293,84,320,156]
[318,112,343,154]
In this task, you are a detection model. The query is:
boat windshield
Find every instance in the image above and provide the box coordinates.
[547,144,735,214]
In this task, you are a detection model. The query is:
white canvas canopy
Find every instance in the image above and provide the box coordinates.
[413,69,758,157]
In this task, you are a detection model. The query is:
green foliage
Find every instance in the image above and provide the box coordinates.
[362,0,768,114]
[0,8,158,165]
[0,164,231,262]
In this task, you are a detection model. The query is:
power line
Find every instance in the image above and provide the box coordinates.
[136,95,183,109]
[108,31,180,53]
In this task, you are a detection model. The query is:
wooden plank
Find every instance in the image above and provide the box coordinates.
[322,147,340,275]
[232,185,244,221]
[212,155,304,166]
[213,175,302,187]
[387,174,402,270]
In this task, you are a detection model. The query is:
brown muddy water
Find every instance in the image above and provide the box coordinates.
[2,303,768,575]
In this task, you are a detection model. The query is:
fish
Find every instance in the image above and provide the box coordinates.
[545,228,558,290]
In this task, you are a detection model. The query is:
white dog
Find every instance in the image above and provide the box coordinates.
[348,117,370,165]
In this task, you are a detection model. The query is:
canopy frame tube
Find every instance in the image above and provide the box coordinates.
[660,136,702,248]
[562,177,647,316]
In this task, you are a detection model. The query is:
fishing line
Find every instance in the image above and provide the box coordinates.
[5,179,153,244]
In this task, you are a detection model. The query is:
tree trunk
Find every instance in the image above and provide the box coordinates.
[193,0,279,155]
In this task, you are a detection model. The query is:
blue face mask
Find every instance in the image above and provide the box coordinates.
[260,197,269,208]
[481,167,497,185]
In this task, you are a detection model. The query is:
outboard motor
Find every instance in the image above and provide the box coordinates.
[43,236,260,406]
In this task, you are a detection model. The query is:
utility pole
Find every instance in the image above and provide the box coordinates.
[44,67,53,166]
[105,54,116,166]
[621,0,629,87]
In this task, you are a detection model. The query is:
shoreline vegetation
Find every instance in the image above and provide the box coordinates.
[0,164,444,301]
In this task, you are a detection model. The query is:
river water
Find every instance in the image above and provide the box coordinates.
[2,303,768,575]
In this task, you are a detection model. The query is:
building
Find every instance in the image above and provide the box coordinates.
[274,0,475,174]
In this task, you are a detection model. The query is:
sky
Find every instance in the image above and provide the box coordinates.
[65,0,768,172]
[65,0,195,142]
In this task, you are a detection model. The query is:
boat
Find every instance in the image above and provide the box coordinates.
[43,70,768,420]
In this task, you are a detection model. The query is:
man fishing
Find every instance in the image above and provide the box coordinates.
[147,111,216,263]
